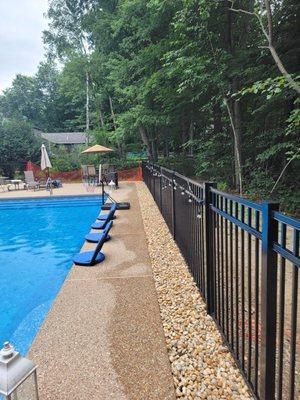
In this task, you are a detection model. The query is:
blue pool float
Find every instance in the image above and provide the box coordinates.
[91,220,107,229]
[97,213,116,221]
[73,221,113,266]
[91,203,117,229]
[97,203,117,220]
[85,232,111,243]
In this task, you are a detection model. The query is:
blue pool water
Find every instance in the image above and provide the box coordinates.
[0,196,103,355]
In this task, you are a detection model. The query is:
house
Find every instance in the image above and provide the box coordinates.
[39,132,87,151]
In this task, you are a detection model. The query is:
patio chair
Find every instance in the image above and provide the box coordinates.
[41,177,60,190]
[106,172,118,189]
[73,221,113,266]
[87,165,96,178]
[82,165,89,181]
[24,171,40,190]
[83,165,98,186]
[91,204,117,229]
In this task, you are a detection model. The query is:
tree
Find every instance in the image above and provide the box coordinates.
[1,0,299,212]
[44,0,93,141]
[0,74,43,125]
[0,119,41,177]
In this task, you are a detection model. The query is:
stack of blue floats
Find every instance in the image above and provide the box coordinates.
[73,203,117,267]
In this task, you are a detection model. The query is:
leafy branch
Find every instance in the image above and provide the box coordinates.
[229,0,300,95]
[270,149,300,194]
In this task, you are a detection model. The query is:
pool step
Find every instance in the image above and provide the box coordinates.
[0,196,106,210]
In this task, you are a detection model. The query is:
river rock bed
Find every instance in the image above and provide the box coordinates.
[136,182,253,400]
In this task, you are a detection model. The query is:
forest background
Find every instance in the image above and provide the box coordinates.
[0,0,299,214]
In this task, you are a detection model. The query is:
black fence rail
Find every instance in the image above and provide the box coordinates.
[142,161,300,400]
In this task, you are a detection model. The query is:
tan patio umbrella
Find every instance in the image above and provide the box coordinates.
[81,144,114,154]
[81,144,114,182]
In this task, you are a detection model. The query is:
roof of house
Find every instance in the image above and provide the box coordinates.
[40,132,87,145]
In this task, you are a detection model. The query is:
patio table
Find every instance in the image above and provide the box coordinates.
[0,177,9,192]
[7,179,25,190]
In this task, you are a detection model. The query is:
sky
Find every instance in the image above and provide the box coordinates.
[0,0,49,92]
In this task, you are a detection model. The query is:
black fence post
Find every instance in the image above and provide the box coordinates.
[260,201,279,400]
[204,182,216,315]
[150,164,153,194]
[101,180,105,205]
[159,167,162,211]
[172,171,176,239]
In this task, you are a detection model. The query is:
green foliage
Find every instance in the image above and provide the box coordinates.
[0,0,299,214]
[102,157,141,171]
[157,155,196,177]
[235,75,300,99]
[50,146,83,172]
[0,60,85,132]
[0,119,41,177]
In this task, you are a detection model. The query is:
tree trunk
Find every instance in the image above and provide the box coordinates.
[181,119,189,154]
[109,95,117,131]
[99,108,105,128]
[224,1,232,52]
[108,95,123,155]
[225,98,243,193]
[232,78,243,191]
[225,1,243,193]
[152,138,158,162]
[139,125,153,160]
[163,141,169,157]
[85,71,90,145]
[213,103,223,135]
[189,122,195,157]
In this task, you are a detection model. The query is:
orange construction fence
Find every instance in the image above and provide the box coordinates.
[26,162,143,182]
[117,166,143,181]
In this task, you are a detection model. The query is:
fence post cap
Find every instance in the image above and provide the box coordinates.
[261,200,280,210]
[204,181,216,186]
[261,200,279,205]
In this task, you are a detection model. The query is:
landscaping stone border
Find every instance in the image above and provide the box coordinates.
[136,182,253,400]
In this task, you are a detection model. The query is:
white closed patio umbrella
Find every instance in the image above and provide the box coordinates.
[41,144,53,194]
[41,144,52,172]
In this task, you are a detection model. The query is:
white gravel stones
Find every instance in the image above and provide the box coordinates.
[136,183,253,400]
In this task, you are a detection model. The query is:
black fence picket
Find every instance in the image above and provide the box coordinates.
[142,161,300,400]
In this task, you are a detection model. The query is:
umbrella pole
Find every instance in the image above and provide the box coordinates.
[101,181,105,205]
[48,167,53,195]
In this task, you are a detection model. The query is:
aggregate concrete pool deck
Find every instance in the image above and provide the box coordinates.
[2,183,175,399]
[0,182,104,199]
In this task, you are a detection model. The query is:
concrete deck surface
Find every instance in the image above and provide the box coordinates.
[0,182,103,199]
[22,183,176,399]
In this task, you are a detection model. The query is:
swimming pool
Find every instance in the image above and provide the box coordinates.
[0,196,103,355]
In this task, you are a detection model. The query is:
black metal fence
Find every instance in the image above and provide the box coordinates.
[142,161,299,400]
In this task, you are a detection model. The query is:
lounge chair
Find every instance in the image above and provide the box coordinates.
[91,204,117,229]
[25,171,60,191]
[24,171,40,190]
[96,203,117,221]
[73,221,113,266]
